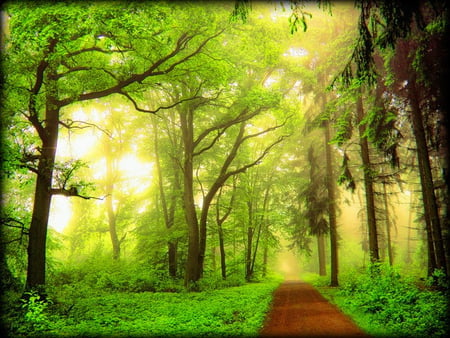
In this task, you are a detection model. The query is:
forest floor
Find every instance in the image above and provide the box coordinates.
[259,281,370,337]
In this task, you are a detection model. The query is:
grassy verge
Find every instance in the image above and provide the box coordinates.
[3,281,280,337]
[306,265,449,337]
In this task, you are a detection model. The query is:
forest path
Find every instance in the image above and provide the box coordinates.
[259,281,370,337]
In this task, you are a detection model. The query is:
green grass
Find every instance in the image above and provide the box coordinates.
[309,265,449,337]
[4,281,280,337]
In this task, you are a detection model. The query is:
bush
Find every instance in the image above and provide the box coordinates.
[338,263,448,337]
[2,290,54,336]
[194,275,247,291]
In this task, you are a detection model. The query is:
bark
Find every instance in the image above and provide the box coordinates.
[218,225,226,279]
[408,76,447,274]
[250,182,271,277]
[25,59,59,290]
[382,182,394,266]
[324,119,339,286]
[26,119,57,290]
[356,93,380,262]
[317,233,326,276]
[180,107,201,285]
[262,245,268,277]
[215,183,236,280]
[246,226,254,280]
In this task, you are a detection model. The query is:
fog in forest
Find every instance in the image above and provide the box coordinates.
[1,1,448,337]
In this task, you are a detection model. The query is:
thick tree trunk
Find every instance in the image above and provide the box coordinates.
[168,242,178,277]
[26,100,59,290]
[324,119,339,286]
[356,94,380,262]
[317,233,326,276]
[26,161,54,290]
[180,109,201,285]
[408,77,447,274]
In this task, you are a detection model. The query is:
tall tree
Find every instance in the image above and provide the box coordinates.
[152,112,183,277]
[3,2,227,290]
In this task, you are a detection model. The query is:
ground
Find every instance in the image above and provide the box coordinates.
[259,281,370,337]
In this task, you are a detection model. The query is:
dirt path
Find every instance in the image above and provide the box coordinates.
[259,281,370,337]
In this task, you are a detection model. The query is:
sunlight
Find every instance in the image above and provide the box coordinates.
[57,132,98,159]
[49,195,72,233]
[118,155,153,178]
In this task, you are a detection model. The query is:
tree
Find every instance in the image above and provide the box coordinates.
[214,178,237,279]
[152,112,183,277]
[3,1,228,290]
[177,83,287,284]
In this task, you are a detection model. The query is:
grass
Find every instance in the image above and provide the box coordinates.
[308,265,449,337]
[3,281,281,337]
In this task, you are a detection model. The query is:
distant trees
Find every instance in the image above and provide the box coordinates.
[330,0,449,275]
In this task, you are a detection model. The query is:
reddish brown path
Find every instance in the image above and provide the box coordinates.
[259,281,370,337]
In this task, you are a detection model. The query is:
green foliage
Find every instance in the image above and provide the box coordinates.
[2,290,54,335]
[3,280,280,337]
[193,275,247,292]
[336,264,449,337]
[51,258,184,294]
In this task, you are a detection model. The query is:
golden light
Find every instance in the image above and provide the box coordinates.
[49,196,72,233]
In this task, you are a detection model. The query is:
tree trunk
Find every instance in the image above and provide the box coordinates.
[218,224,227,279]
[317,233,326,276]
[250,183,270,278]
[324,119,339,286]
[408,76,447,274]
[105,141,120,260]
[26,150,56,290]
[153,118,179,277]
[382,182,394,266]
[215,183,236,280]
[246,226,254,280]
[26,80,60,291]
[180,108,201,285]
[106,195,120,260]
[356,93,380,262]
[262,245,268,278]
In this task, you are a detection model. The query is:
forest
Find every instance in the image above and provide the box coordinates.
[0,1,449,337]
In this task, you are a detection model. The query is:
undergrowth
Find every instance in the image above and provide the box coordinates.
[1,273,280,337]
[315,264,449,337]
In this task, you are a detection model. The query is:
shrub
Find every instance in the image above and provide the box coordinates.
[338,263,448,337]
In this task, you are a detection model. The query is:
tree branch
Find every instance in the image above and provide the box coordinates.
[59,119,112,137]
[51,187,107,200]
[118,90,203,114]
[193,107,262,155]
[66,46,132,58]
[57,29,224,107]
[0,217,29,245]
